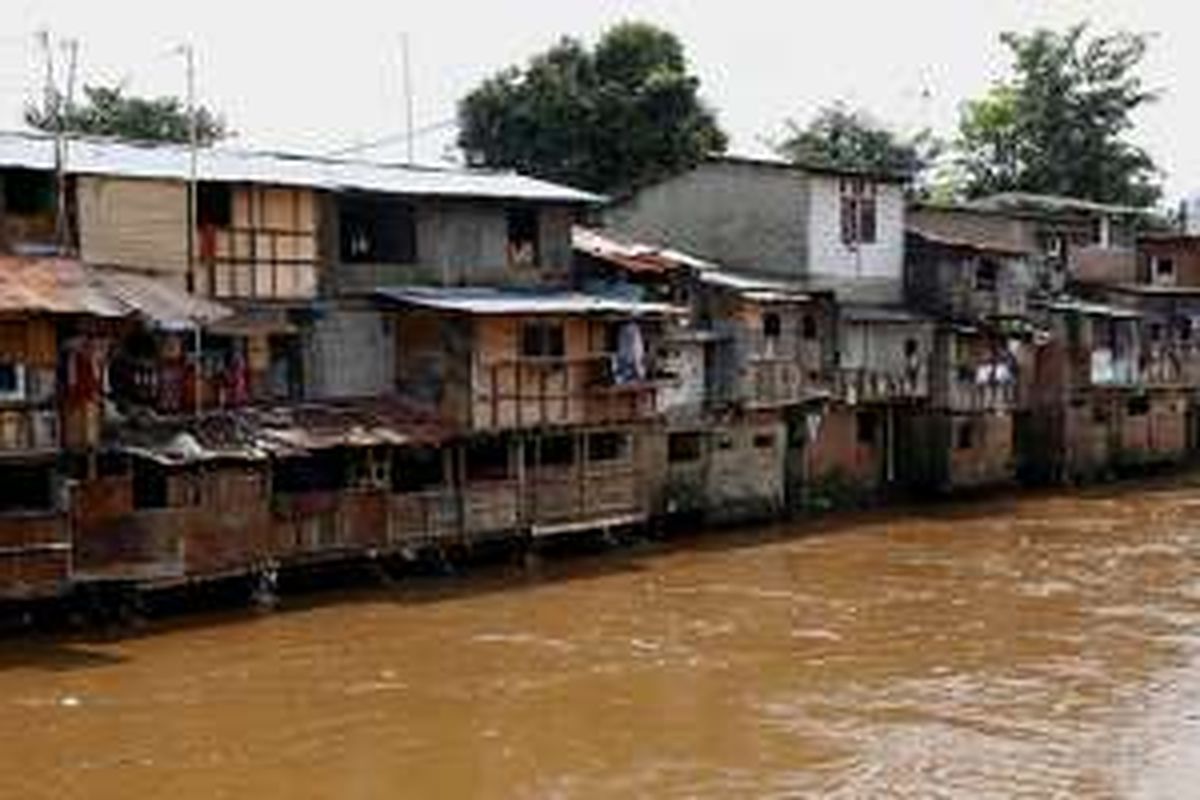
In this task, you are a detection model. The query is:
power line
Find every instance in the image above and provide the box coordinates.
[323,117,458,158]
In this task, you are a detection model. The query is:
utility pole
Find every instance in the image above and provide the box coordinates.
[36,30,66,254]
[401,33,414,164]
[177,43,202,415]
[58,37,79,253]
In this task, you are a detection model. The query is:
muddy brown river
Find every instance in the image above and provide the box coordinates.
[5,478,1200,798]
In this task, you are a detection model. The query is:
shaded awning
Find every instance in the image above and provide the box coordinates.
[90,268,233,331]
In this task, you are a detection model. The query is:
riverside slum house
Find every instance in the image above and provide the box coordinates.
[909,194,1188,482]
[573,225,837,522]
[902,223,1034,492]
[0,130,658,602]
[603,156,934,511]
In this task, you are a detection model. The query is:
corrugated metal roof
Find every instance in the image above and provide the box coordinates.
[906,227,1035,257]
[0,130,601,204]
[0,256,128,317]
[374,285,681,316]
[0,256,234,327]
[967,192,1147,217]
[1045,298,1141,319]
[696,269,813,302]
[113,398,453,465]
[840,304,933,324]
[91,268,232,330]
[572,226,714,275]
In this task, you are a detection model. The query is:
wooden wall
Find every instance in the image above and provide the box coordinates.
[77,176,188,281]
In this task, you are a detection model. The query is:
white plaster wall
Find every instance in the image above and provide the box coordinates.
[806,175,905,283]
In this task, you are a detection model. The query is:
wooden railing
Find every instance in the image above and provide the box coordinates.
[944,381,1017,412]
[836,367,928,404]
[473,356,657,431]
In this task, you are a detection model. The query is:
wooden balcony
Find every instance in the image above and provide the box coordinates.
[944,381,1018,413]
[836,367,928,405]
[472,356,658,431]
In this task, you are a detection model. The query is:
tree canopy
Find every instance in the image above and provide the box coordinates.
[26,84,228,145]
[956,24,1160,207]
[775,102,936,177]
[457,22,727,194]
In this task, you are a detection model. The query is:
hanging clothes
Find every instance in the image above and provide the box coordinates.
[614,321,646,384]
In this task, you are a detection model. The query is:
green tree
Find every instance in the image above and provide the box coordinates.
[26,84,228,145]
[457,22,727,194]
[775,102,936,178]
[957,25,1160,207]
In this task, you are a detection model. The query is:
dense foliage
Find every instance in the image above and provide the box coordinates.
[775,102,935,177]
[457,22,727,194]
[27,84,227,145]
[957,25,1160,207]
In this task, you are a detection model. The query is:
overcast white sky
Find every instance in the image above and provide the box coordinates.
[1,0,1196,198]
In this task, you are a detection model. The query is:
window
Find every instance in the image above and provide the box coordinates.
[668,431,704,463]
[857,411,878,446]
[840,179,877,245]
[753,433,775,450]
[956,420,976,450]
[588,432,628,462]
[1150,323,1164,344]
[465,436,511,481]
[520,321,565,358]
[392,447,444,494]
[1,168,54,216]
[0,363,23,400]
[904,338,920,358]
[975,259,999,292]
[0,462,54,512]
[1153,257,1176,286]
[762,312,782,340]
[197,183,232,227]
[802,314,818,340]
[1179,318,1193,342]
[339,195,417,264]
[527,434,575,468]
[506,207,540,267]
[132,459,170,510]
[1127,395,1150,417]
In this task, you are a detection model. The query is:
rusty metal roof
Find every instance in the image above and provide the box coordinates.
[113,398,454,466]
[0,256,234,328]
[0,255,128,317]
[572,226,714,276]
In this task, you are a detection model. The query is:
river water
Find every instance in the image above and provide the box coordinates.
[4,478,1200,798]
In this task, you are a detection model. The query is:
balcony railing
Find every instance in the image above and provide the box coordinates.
[944,381,1017,412]
[473,356,658,431]
[836,367,928,404]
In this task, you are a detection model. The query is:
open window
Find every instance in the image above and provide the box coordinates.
[520,321,565,359]
[197,182,232,227]
[506,207,540,267]
[0,461,54,513]
[587,431,628,463]
[1152,256,1176,286]
[668,431,704,464]
[975,259,999,292]
[0,362,26,402]
[465,436,512,481]
[527,434,575,469]
[392,447,445,494]
[1,168,55,216]
[856,411,878,446]
[339,195,417,264]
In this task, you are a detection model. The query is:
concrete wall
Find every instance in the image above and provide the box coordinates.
[806,175,905,297]
[304,308,395,400]
[330,199,573,294]
[77,176,188,282]
[605,161,809,275]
